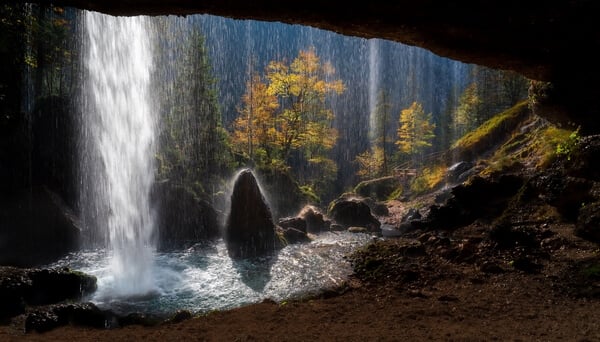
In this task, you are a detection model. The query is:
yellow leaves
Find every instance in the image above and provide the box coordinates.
[327,79,346,95]
[355,146,386,179]
[292,47,320,75]
[396,101,436,156]
[232,45,345,166]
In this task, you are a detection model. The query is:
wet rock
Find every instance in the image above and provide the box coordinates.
[354,176,401,201]
[27,268,97,305]
[299,205,330,233]
[0,187,81,267]
[361,197,389,217]
[348,226,369,234]
[401,208,422,223]
[277,205,329,235]
[567,134,600,182]
[152,181,220,251]
[278,216,307,233]
[446,161,474,183]
[0,266,97,321]
[280,227,311,244]
[225,169,280,259]
[422,175,524,231]
[328,196,381,232]
[254,166,308,218]
[24,302,107,332]
[330,223,345,231]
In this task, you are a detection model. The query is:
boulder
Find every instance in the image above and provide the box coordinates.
[24,302,107,333]
[0,187,81,267]
[224,169,280,258]
[328,196,380,232]
[152,181,220,251]
[298,205,330,233]
[255,166,309,218]
[0,266,97,321]
[280,227,311,244]
[423,175,524,230]
[354,176,401,201]
[446,161,474,183]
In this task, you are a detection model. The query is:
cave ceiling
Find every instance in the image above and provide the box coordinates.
[38,0,599,84]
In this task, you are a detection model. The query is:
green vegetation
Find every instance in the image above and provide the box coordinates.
[555,127,580,161]
[155,24,233,196]
[370,90,394,174]
[410,165,446,195]
[396,101,436,164]
[230,46,345,200]
[355,146,386,180]
[452,101,529,152]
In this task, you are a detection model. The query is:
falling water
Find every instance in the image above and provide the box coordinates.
[368,38,381,142]
[81,12,157,297]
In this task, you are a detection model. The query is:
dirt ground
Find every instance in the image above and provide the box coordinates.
[3,200,600,341]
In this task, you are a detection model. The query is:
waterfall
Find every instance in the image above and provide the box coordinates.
[368,38,381,143]
[81,11,157,297]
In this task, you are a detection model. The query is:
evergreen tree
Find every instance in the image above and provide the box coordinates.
[370,90,393,175]
[156,23,232,192]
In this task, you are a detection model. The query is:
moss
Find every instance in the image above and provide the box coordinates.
[299,185,320,204]
[451,101,530,162]
[410,165,446,195]
[387,187,403,201]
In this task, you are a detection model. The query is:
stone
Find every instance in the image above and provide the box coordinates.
[0,187,81,267]
[152,181,219,251]
[328,196,381,232]
[224,169,280,259]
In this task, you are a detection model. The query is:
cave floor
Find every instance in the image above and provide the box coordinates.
[3,198,600,341]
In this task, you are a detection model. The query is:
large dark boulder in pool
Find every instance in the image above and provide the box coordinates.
[224,169,280,259]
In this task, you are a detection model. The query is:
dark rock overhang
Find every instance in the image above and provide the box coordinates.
[31,0,599,84]
[21,0,599,131]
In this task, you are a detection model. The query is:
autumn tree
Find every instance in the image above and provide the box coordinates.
[231,73,279,164]
[396,101,436,163]
[231,47,345,196]
[355,146,386,180]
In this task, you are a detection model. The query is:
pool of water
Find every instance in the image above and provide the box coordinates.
[49,232,374,316]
